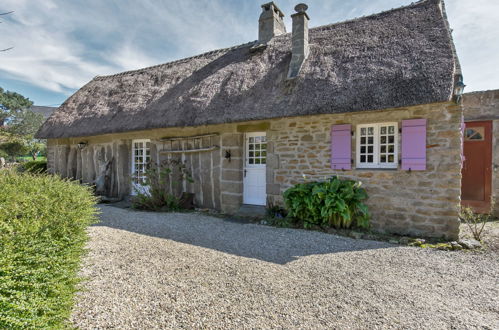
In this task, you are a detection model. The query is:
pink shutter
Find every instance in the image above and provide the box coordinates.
[331,124,351,170]
[401,119,427,171]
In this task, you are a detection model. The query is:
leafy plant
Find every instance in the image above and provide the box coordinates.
[459,206,490,241]
[131,158,194,211]
[17,160,47,174]
[283,176,370,230]
[0,170,98,328]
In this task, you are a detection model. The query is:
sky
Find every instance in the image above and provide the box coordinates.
[0,0,498,106]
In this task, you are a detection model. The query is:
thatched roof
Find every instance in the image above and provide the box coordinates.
[37,0,460,139]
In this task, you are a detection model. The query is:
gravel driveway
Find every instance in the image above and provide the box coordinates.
[72,205,499,329]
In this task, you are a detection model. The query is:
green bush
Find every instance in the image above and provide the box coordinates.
[0,171,98,328]
[131,159,194,211]
[283,176,370,230]
[17,160,47,174]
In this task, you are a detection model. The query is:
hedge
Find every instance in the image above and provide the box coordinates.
[0,171,98,328]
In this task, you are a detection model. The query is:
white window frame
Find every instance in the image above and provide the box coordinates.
[131,139,151,195]
[356,122,398,169]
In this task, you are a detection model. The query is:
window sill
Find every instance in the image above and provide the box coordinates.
[354,167,398,171]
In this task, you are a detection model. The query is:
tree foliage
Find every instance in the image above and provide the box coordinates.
[0,87,33,127]
[0,87,46,161]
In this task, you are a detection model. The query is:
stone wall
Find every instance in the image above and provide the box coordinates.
[463,90,499,216]
[47,101,463,239]
[266,102,463,239]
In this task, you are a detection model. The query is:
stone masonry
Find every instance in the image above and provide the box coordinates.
[47,101,463,239]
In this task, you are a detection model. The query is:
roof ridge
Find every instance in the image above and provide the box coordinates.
[93,40,257,81]
[309,0,437,33]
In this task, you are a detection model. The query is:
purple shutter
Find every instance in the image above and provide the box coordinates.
[401,119,427,171]
[331,124,351,170]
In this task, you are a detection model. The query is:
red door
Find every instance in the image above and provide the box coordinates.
[461,121,492,213]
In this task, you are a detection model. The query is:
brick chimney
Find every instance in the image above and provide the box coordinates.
[258,2,286,43]
[287,3,310,79]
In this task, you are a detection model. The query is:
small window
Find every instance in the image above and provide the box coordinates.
[464,127,484,141]
[356,123,398,169]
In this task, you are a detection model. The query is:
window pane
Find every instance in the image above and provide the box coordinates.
[249,137,254,143]
[360,155,366,162]
[388,145,394,153]
[380,155,386,163]
[255,137,261,143]
[381,145,386,153]
[255,151,260,157]
[388,136,394,143]
[388,155,394,162]
[368,127,374,135]
[361,146,366,153]
[262,136,266,142]
[389,126,395,134]
[249,159,254,164]
[255,159,261,164]
[367,155,373,162]
[381,126,386,134]
[361,128,366,136]
[261,158,266,164]
[380,136,386,144]
[261,143,267,150]
[255,144,260,150]
[262,151,266,157]
[361,137,366,144]
[368,137,373,144]
[368,146,373,153]
[249,151,254,157]
[249,144,254,150]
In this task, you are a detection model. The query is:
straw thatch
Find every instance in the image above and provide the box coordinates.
[37,0,460,139]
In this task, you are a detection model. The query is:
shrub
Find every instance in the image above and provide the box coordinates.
[459,206,490,241]
[0,171,98,328]
[131,159,194,211]
[17,160,47,174]
[283,176,370,230]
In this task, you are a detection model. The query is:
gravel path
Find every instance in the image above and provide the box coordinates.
[72,206,499,329]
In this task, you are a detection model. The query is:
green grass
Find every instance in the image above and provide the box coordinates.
[0,171,98,329]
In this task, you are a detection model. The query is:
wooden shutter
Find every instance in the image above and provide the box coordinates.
[401,119,427,171]
[330,124,351,170]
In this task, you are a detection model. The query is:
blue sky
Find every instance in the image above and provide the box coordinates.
[0,0,498,106]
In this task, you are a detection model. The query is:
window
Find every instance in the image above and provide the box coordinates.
[356,123,398,169]
[247,135,267,165]
[464,127,484,141]
[132,139,151,185]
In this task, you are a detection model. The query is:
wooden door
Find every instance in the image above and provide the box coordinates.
[461,121,492,213]
[243,132,267,205]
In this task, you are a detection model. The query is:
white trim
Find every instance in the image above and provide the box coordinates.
[131,139,151,195]
[356,122,398,169]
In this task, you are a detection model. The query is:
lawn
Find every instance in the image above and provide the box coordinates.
[0,171,98,328]
[15,156,47,162]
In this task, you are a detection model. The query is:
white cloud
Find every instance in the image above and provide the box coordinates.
[0,0,497,98]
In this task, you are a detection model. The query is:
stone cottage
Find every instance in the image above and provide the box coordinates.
[462,90,499,217]
[37,0,464,239]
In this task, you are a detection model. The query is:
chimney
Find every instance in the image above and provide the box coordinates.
[287,3,310,79]
[258,2,286,43]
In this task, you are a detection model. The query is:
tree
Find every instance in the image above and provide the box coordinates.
[0,139,28,161]
[26,138,46,160]
[0,87,34,127]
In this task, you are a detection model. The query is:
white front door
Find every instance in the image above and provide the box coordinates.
[131,139,151,195]
[243,132,267,205]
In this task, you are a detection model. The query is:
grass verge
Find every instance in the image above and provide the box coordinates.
[0,171,98,328]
